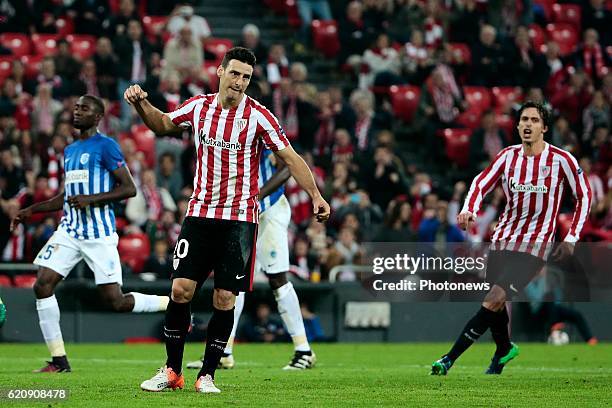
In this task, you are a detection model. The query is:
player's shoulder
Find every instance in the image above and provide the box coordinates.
[548,143,577,162]
[496,144,521,158]
[94,133,122,150]
[246,95,271,116]
[176,93,215,111]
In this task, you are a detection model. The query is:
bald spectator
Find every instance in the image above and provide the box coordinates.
[239,24,268,66]
[167,4,211,44]
[93,37,119,100]
[470,24,504,86]
[105,0,139,38]
[162,25,204,84]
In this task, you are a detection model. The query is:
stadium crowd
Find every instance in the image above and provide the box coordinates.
[0,0,610,284]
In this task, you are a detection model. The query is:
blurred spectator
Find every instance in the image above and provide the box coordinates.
[361,32,402,88]
[143,238,172,279]
[104,0,139,38]
[73,59,101,97]
[300,304,327,342]
[53,39,81,81]
[544,41,565,95]
[313,90,336,155]
[363,0,392,39]
[375,199,416,242]
[325,161,356,210]
[402,29,434,84]
[156,152,182,201]
[266,44,290,88]
[571,29,610,86]
[418,200,465,244]
[162,25,204,84]
[167,4,211,44]
[339,1,370,66]
[505,25,548,88]
[551,70,594,131]
[364,145,406,211]
[147,209,181,250]
[469,110,509,174]
[349,89,378,152]
[67,0,110,37]
[40,134,66,194]
[0,147,26,251]
[330,128,354,163]
[470,24,504,86]
[242,303,287,343]
[93,37,120,100]
[126,168,177,227]
[290,235,318,279]
[289,62,309,84]
[582,90,610,145]
[31,83,63,137]
[422,0,446,50]
[325,226,363,281]
[9,60,26,95]
[114,19,153,129]
[27,57,67,99]
[296,0,332,48]
[551,116,579,155]
[387,0,424,44]
[336,190,384,239]
[449,0,483,45]
[582,0,610,46]
[579,157,606,218]
[239,24,268,68]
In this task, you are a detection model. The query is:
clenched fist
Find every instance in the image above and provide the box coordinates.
[123,84,149,105]
[456,211,476,231]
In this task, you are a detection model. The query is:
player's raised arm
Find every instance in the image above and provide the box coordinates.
[458,147,510,229]
[10,191,64,231]
[123,84,182,136]
[558,152,593,243]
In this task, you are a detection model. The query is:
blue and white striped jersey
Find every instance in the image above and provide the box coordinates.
[258,148,284,213]
[60,133,126,239]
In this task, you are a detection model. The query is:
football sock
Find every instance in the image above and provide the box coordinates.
[224,292,245,355]
[199,307,234,379]
[164,299,191,374]
[489,307,512,357]
[36,295,66,357]
[130,292,169,312]
[274,282,310,352]
[447,306,494,361]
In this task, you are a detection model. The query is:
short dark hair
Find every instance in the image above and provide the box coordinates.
[517,101,550,127]
[82,94,105,115]
[221,46,256,68]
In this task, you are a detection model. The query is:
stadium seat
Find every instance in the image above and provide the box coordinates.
[447,42,471,65]
[0,274,11,287]
[130,124,157,168]
[0,57,13,83]
[0,33,32,57]
[441,128,471,167]
[463,86,491,113]
[66,34,96,60]
[142,15,168,43]
[456,110,481,129]
[13,274,37,288]
[551,4,581,32]
[31,34,60,57]
[286,0,302,28]
[204,38,233,65]
[545,23,578,56]
[311,20,340,58]
[118,233,151,274]
[55,16,75,36]
[495,113,516,142]
[389,85,421,123]
[528,24,547,53]
[491,86,523,111]
[20,54,44,79]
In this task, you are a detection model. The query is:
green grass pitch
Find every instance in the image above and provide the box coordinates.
[0,343,611,407]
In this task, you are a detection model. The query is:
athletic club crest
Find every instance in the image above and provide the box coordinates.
[235,119,248,132]
[540,165,551,178]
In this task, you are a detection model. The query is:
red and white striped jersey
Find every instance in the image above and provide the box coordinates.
[462,143,592,258]
[168,93,290,223]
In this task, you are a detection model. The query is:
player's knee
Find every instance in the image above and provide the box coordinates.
[33,279,54,298]
[267,273,287,290]
[171,285,193,303]
[213,289,234,310]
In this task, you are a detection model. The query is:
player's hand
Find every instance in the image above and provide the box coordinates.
[312,195,331,223]
[551,242,575,261]
[10,208,32,232]
[123,84,148,105]
[456,211,476,230]
[68,195,94,209]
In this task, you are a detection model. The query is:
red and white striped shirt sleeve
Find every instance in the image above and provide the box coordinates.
[557,151,592,243]
[461,147,510,215]
[166,95,203,129]
[254,103,290,152]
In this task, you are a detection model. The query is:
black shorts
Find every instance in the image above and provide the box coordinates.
[171,216,257,293]
[485,250,545,296]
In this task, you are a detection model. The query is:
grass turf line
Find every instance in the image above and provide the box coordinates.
[0,343,610,407]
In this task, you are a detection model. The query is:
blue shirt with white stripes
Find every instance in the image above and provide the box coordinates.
[259,148,284,213]
[60,132,126,240]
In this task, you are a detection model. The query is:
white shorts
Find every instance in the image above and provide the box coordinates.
[256,195,290,275]
[33,227,123,285]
